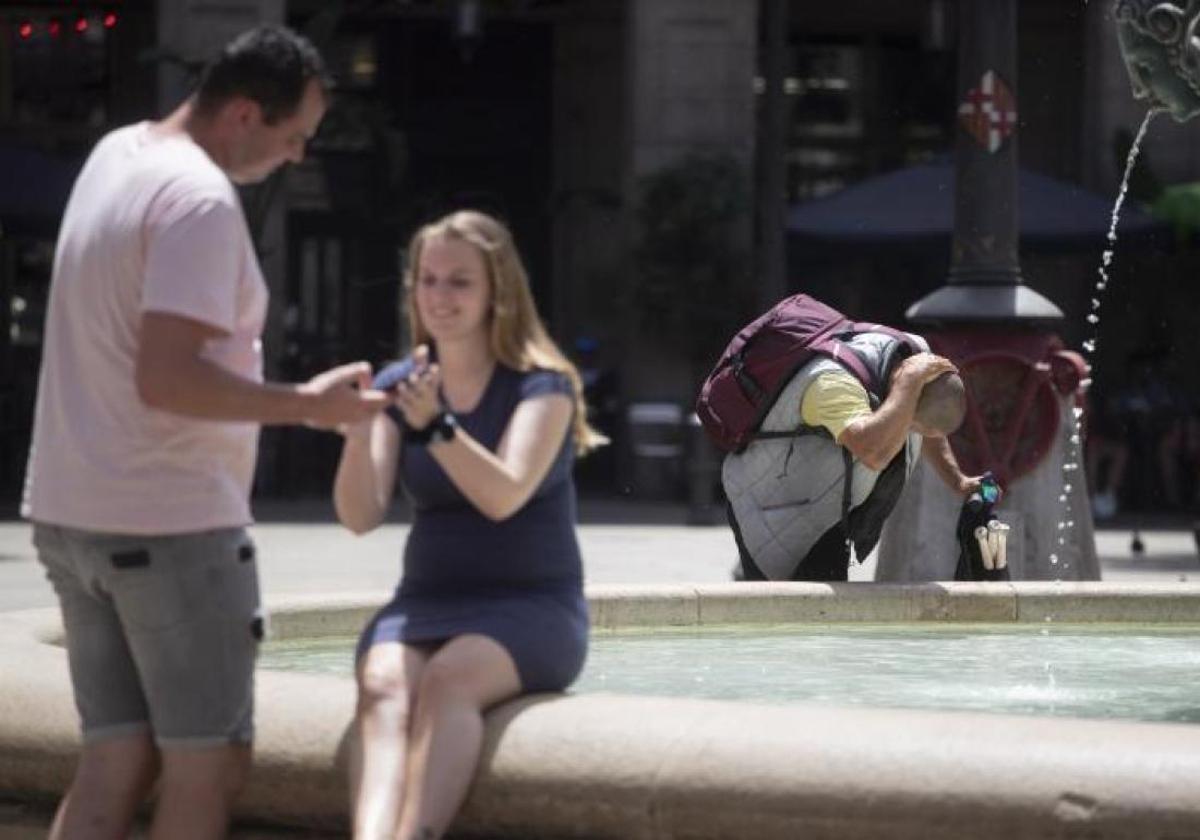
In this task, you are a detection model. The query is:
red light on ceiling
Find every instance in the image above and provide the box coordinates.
[48,18,62,37]
[103,12,118,29]
[74,17,89,34]
[17,21,34,39]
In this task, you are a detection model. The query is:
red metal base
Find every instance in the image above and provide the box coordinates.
[926,330,1087,487]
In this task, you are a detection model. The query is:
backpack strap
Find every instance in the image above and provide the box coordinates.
[851,322,919,347]
[841,447,854,552]
[752,423,831,443]
[811,336,878,391]
[817,326,924,406]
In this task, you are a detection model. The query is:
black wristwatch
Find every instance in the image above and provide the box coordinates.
[407,411,457,446]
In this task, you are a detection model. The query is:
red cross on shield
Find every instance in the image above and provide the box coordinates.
[958,70,1018,154]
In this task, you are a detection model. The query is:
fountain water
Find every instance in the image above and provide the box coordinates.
[1056,110,1157,569]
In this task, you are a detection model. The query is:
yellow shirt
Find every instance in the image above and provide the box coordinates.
[799,371,872,442]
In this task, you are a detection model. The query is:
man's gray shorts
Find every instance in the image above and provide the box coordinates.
[33,523,262,748]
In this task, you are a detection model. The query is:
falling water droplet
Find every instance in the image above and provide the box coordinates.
[1082,111,1153,372]
[1052,111,1155,588]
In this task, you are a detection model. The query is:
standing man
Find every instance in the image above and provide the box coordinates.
[22,25,388,840]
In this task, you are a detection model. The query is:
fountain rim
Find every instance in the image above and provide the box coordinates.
[261,581,1200,641]
[5,581,1200,839]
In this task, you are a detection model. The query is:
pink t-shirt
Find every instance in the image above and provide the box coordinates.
[22,122,268,534]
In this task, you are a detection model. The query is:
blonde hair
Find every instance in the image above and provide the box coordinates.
[403,210,607,455]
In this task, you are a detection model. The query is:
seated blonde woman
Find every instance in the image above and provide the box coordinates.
[333,210,605,840]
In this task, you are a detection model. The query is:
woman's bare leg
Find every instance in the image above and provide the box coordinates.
[394,634,521,840]
[351,642,431,840]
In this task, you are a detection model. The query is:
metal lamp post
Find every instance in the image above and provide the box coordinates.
[907,0,1061,325]
[877,0,1099,582]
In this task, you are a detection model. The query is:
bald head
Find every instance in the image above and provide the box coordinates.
[913,372,967,436]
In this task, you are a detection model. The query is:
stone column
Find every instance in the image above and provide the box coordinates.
[619,0,756,511]
[624,0,756,185]
[619,0,757,399]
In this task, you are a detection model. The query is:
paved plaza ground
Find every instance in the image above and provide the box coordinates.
[1,497,1196,614]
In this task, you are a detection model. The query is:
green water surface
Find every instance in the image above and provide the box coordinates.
[260,623,1200,724]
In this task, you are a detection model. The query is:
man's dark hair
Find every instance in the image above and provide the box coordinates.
[914,372,967,435]
[194,25,332,125]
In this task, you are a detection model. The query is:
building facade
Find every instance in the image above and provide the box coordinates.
[0,0,1191,500]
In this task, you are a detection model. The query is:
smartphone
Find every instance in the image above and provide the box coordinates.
[372,355,419,392]
[978,474,1001,505]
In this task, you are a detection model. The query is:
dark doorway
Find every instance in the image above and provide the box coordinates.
[378,14,554,306]
[262,10,555,497]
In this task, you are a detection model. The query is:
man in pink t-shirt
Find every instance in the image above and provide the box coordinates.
[22,25,388,840]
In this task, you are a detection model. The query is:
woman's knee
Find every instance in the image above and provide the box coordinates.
[357,660,414,722]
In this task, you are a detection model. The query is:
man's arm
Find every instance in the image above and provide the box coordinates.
[136,311,388,429]
[836,353,956,470]
[920,435,979,496]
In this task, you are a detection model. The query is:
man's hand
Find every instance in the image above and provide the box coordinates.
[897,352,958,387]
[957,473,985,497]
[300,362,390,430]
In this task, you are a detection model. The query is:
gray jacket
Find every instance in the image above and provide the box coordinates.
[722,331,927,579]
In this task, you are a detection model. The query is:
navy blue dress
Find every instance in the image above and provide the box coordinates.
[357,362,589,692]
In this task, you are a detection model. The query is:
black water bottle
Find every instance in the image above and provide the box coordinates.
[954,472,1007,581]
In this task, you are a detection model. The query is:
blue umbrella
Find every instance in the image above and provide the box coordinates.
[0,143,85,237]
[787,159,1167,251]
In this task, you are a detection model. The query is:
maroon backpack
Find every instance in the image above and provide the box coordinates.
[695,294,914,453]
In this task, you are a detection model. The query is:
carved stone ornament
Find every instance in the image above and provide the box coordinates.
[1114,0,1200,120]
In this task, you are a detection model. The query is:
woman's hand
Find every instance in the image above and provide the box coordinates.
[393,346,442,430]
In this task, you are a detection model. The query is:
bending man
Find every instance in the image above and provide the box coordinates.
[723,321,976,581]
